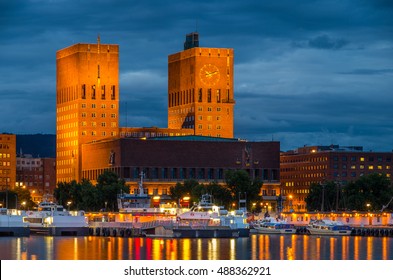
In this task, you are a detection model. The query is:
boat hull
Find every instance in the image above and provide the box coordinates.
[0,227,30,237]
[255,228,296,234]
[29,226,90,236]
[308,228,352,236]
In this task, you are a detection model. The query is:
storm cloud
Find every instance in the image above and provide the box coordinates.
[1,0,392,152]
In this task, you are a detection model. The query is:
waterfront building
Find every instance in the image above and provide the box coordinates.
[280,145,393,212]
[81,136,281,209]
[168,32,235,138]
[54,33,281,210]
[56,36,119,182]
[0,134,16,207]
[16,154,56,203]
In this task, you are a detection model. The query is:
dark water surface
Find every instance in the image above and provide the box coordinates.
[1,234,392,260]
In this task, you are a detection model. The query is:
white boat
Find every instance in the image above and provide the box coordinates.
[307,219,352,236]
[0,208,30,237]
[176,194,250,237]
[23,201,89,236]
[117,173,183,217]
[253,217,297,234]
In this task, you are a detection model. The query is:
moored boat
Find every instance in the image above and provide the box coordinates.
[23,201,89,236]
[307,219,352,236]
[253,217,296,234]
[176,194,250,238]
[0,208,30,237]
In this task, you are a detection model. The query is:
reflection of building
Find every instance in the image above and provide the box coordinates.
[168,32,235,138]
[280,145,393,212]
[16,154,56,203]
[0,134,16,196]
[81,136,280,205]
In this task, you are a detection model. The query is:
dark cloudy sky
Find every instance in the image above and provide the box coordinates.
[1,0,392,152]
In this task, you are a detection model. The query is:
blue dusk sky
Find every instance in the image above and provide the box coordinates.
[1,0,392,152]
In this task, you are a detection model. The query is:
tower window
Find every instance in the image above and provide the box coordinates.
[101,85,105,100]
[207,89,211,103]
[111,85,116,100]
[198,89,202,102]
[216,89,221,102]
[92,85,96,99]
[81,84,86,99]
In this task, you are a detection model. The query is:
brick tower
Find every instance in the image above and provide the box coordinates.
[56,36,119,182]
[168,33,235,138]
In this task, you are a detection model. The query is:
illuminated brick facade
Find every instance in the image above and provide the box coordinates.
[168,33,235,138]
[81,137,280,201]
[16,155,56,203]
[56,37,119,182]
[0,134,16,194]
[280,145,393,212]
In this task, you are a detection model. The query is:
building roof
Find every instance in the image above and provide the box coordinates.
[149,135,242,142]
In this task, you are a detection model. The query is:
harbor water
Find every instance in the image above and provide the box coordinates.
[1,234,392,260]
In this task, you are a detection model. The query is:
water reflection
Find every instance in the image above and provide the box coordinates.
[0,235,391,260]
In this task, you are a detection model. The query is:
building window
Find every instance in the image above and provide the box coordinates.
[351,156,357,161]
[198,89,202,102]
[92,103,96,108]
[81,84,86,99]
[91,85,96,99]
[360,157,365,162]
[101,85,105,100]
[111,85,116,100]
[101,122,106,127]
[207,89,212,103]
[81,103,86,108]
[216,89,221,102]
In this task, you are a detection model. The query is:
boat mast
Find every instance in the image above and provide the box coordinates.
[138,172,145,196]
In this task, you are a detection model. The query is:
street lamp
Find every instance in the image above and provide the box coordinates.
[21,201,26,210]
[366,203,371,212]
[67,201,72,211]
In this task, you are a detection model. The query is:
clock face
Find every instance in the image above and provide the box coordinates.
[199,64,220,86]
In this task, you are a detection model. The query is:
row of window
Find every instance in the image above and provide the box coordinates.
[81,84,116,100]
[83,167,279,181]
[81,131,117,137]
[0,153,10,158]
[81,113,117,118]
[168,88,232,107]
[81,103,116,109]
[281,155,392,164]
[81,121,117,127]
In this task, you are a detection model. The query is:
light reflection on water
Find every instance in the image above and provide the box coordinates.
[0,234,392,260]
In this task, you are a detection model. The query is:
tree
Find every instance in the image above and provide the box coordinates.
[170,179,200,206]
[345,173,393,211]
[305,181,337,212]
[96,170,129,211]
[224,170,262,210]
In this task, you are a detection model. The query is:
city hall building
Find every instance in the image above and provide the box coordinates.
[56,33,281,206]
